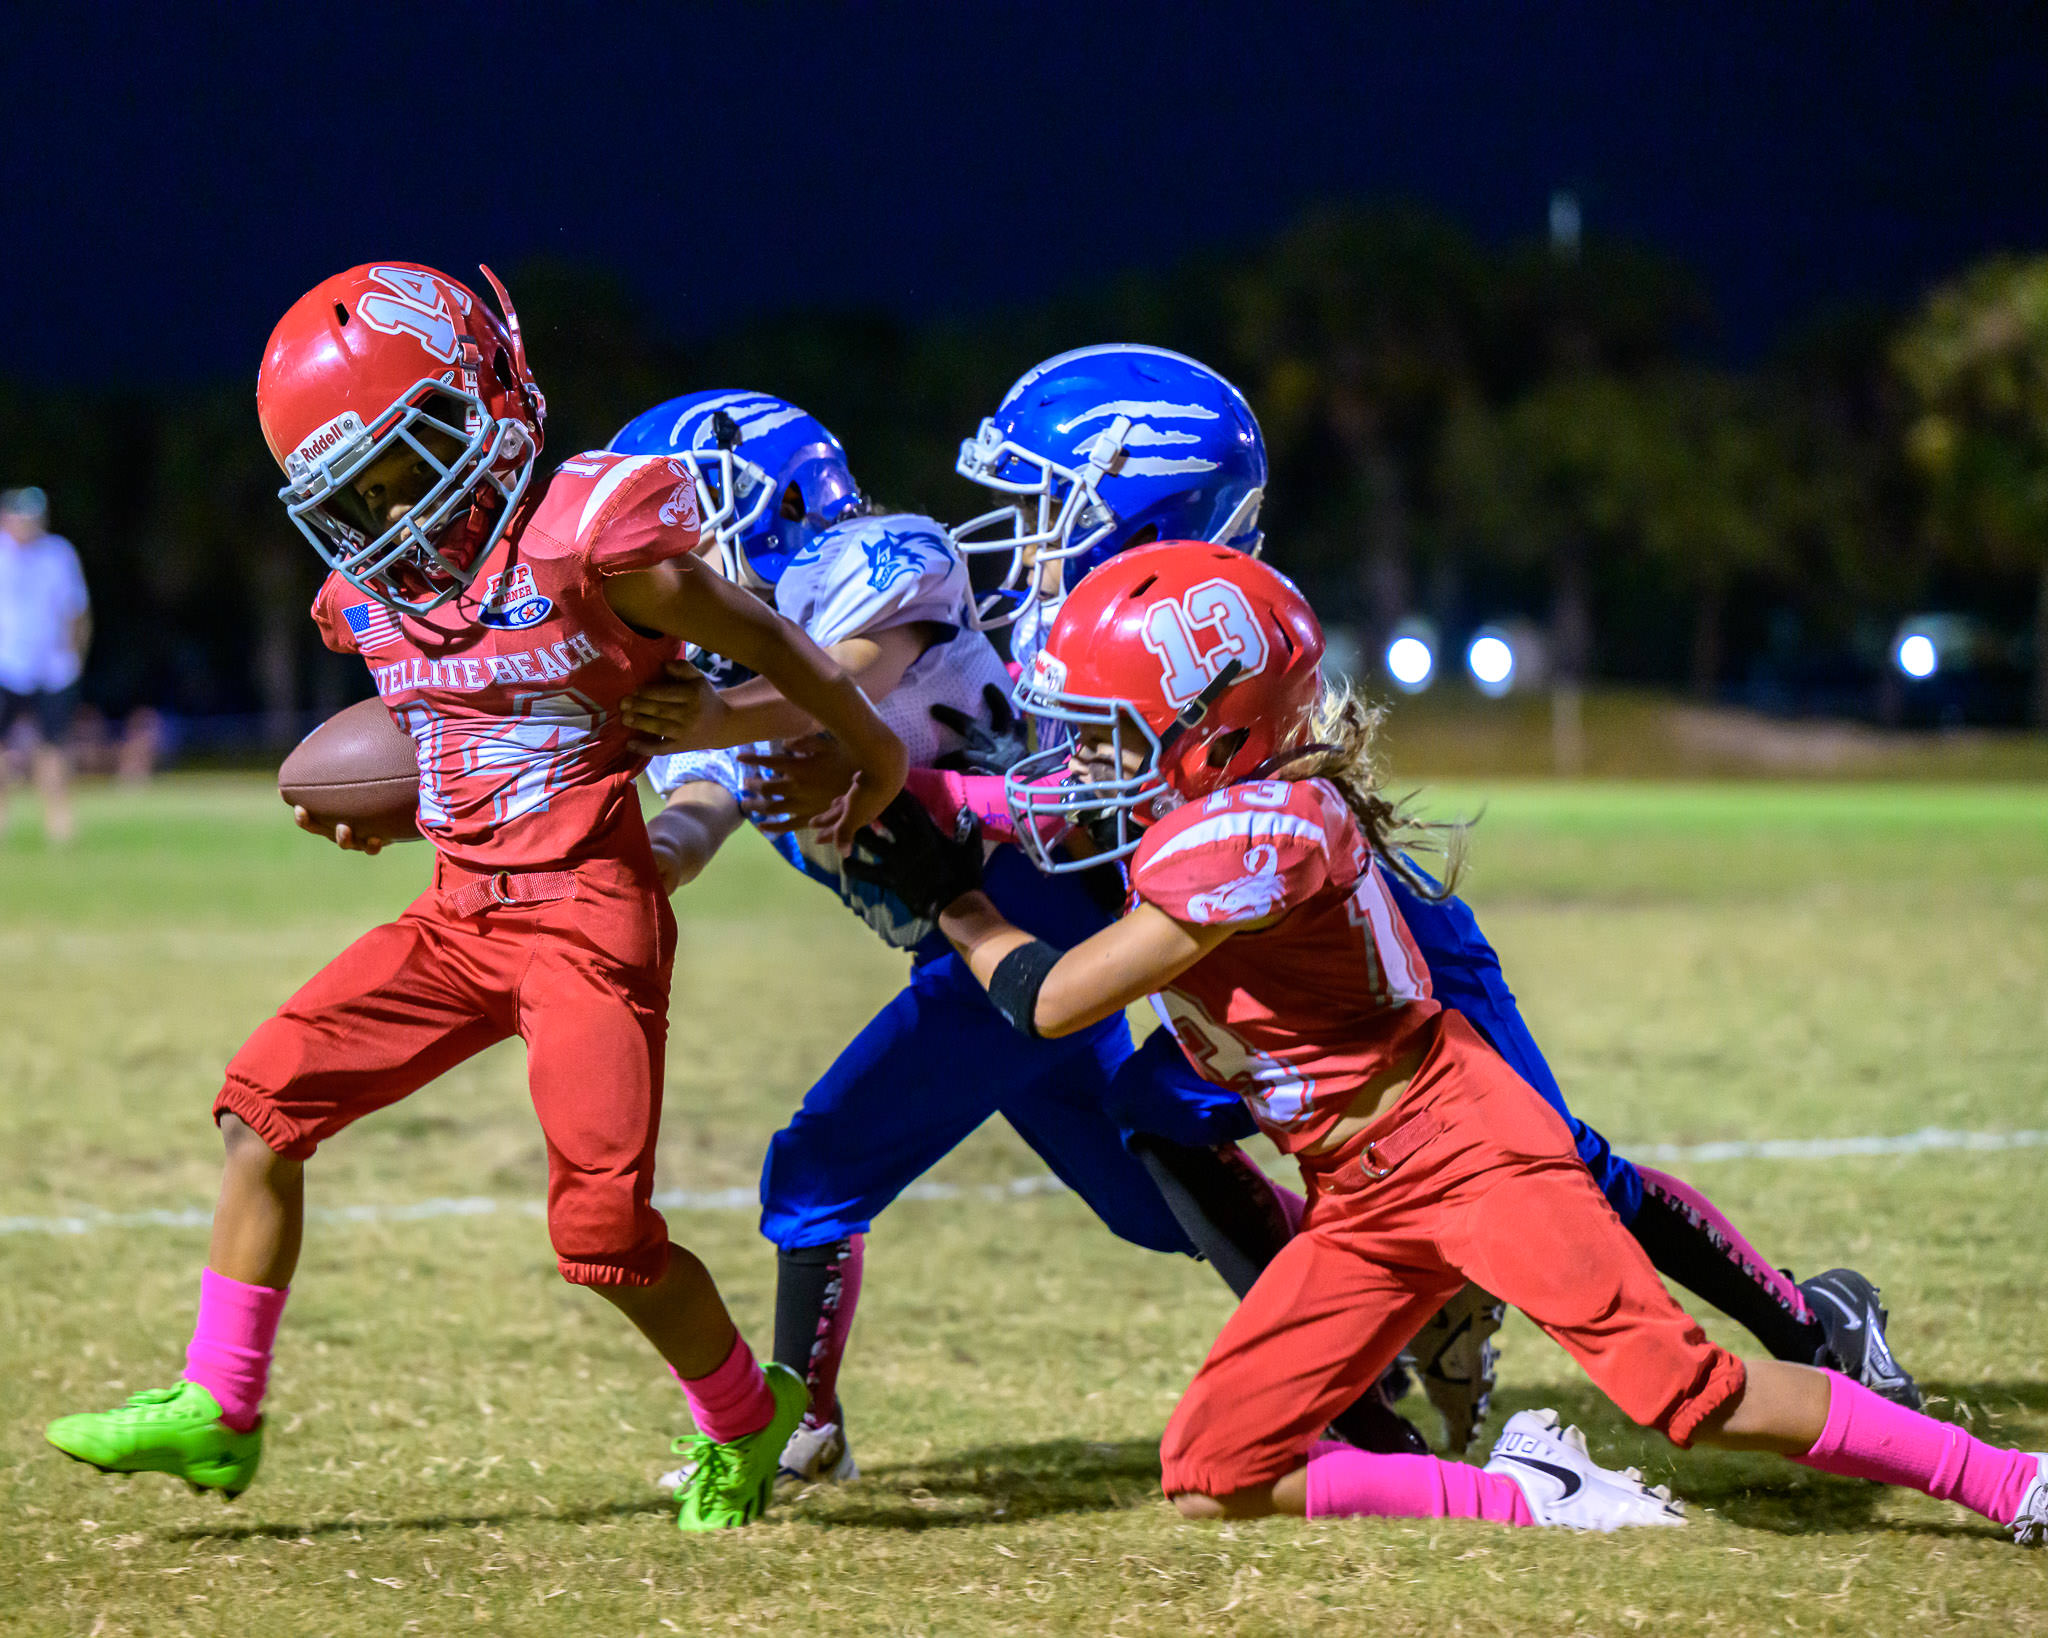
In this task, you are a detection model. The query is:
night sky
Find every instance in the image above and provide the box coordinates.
[4,2,2045,387]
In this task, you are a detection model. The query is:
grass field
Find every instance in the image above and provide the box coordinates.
[2,774,2045,1636]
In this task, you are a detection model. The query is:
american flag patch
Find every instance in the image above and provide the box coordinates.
[343,601,404,653]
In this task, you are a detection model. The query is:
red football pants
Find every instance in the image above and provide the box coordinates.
[216,855,677,1287]
[1160,1012,1745,1497]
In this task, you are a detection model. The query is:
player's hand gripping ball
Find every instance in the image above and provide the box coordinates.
[844,792,985,920]
[278,697,421,852]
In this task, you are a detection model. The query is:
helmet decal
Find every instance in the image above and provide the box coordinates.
[611,390,859,588]
[999,542,1323,874]
[355,267,467,363]
[1139,578,1271,708]
[1057,398,1223,477]
[952,345,1266,630]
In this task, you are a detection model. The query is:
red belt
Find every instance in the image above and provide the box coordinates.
[440,868,580,919]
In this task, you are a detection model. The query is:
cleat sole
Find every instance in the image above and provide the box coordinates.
[52,1442,252,1498]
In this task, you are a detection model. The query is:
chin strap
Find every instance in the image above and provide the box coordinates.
[1153,659,1244,763]
[478,263,547,437]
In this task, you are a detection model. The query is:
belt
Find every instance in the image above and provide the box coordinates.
[440,868,580,919]
[1359,1108,1445,1180]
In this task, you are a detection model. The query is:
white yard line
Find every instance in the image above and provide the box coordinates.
[1,1128,2039,1239]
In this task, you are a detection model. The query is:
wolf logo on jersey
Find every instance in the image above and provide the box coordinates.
[861,529,931,594]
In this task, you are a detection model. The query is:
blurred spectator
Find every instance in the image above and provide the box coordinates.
[117,707,166,784]
[0,487,91,844]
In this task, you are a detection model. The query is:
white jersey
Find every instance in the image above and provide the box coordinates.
[649,513,1012,949]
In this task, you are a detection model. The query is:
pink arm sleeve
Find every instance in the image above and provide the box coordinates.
[902,768,1071,850]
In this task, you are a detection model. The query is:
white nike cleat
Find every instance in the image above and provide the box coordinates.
[1483,1409,1687,1531]
[776,1418,859,1487]
[659,1417,860,1493]
[2011,1456,2048,1547]
[1411,1283,1506,1454]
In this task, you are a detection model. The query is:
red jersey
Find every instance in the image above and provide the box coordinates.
[1129,777,1441,1153]
[312,450,702,873]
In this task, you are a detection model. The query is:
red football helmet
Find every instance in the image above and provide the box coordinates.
[1004,540,1326,871]
[257,262,546,614]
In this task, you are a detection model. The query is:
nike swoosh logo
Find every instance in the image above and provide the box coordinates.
[1495,1453,1583,1501]
[1807,1287,1865,1330]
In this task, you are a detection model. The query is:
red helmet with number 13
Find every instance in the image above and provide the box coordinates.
[1004,540,1325,873]
[256,262,546,615]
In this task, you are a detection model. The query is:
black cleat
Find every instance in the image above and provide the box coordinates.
[1411,1284,1507,1454]
[1798,1268,1922,1409]
[1326,1373,1430,1456]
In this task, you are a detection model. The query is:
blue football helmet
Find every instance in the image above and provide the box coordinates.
[610,390,862,587]
[950,344,1266,628]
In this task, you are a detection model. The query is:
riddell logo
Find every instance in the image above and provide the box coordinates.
[1032,650,1069,693]
[287,412,367,480]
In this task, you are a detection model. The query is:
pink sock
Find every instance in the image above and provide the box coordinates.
[1638,1166,1813,1322]
[673,1333,777,1444]
[182,1267,289,1432]
[1305,1439,1535,1525]
[801,1235,864,1426]
[1797,1371,2040,1525]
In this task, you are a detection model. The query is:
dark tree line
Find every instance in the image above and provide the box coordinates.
[3,206,2042,735]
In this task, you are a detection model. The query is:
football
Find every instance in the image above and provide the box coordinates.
[278,696,422,841]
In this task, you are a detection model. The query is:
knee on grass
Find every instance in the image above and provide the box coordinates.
[1170,1488,1278,1521]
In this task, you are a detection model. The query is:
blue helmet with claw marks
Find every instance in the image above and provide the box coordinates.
[950,345,1267,629]
[610,390,863,588]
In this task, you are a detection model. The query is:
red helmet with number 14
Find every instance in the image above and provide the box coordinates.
[256,262,546,615]
[1004,540,1325,873]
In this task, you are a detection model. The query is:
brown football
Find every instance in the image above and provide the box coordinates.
[278,697,422,842]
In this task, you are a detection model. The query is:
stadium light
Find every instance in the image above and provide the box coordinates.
[1386,634,1435,693]
[1467,631,1516,698]
[1895,632,1938,679]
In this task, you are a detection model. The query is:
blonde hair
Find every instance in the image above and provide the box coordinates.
[1257,681,1468,901]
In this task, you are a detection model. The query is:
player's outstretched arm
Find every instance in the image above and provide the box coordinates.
[647,780,744,895]
[605,559,907,845]
[842,794,1230,1032]
[623,625,933,751]
[940,894,1233,1037]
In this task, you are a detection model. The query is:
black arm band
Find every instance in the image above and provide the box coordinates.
[987,940,1064,1038]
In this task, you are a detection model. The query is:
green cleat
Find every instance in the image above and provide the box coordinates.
[671,1361,808,1532]
[45,1380,263,1498]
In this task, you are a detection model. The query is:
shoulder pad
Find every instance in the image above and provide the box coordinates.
[524,451,702,571]
[777,514,967,646]
[1132,780,1364,926]
[310,572,361,655]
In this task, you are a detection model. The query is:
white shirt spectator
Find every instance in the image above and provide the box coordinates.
[0,528,90,693]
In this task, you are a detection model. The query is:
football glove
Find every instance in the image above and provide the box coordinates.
[930,684,1029,776]
[844,792,985,921]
